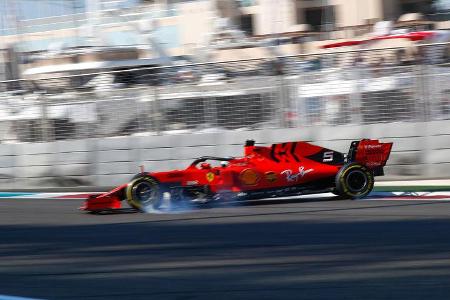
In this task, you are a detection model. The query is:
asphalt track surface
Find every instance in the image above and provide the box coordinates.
[1,196,450,300]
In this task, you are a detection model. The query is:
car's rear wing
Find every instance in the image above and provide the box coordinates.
[347,139,393,176]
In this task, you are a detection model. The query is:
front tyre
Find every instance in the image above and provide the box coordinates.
[335,163,374,199]
[126,176,162,212]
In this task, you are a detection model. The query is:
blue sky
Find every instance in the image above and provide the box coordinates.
[2,0,449,22]
[0,0,180,51]
[0,0,140,36]
[0,0,139,21]
[434,0,450,10]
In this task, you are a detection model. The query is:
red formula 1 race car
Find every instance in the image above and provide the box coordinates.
[81,139,392,213]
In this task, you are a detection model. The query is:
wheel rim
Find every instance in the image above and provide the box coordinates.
[132,181,158,207]
[346,170,368,193]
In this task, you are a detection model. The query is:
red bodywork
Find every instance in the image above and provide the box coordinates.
[321,31,437,49]
[81,139,392,212]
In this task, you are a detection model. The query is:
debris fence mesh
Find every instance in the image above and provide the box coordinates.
[0,43,449,143]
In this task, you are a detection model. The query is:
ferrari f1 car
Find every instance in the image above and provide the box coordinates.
[81,139,392,213]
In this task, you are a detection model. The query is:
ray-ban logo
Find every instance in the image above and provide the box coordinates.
[281,167,314,182]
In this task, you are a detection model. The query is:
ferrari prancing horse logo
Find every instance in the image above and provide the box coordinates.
[206,172,215,182]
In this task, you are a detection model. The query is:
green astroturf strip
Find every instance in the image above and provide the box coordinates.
[374,186,450,192]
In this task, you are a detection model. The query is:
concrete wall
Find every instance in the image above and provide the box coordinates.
[0,120,449,188]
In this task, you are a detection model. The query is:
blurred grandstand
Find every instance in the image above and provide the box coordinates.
[0,0,448,142]
[0,0,449,186]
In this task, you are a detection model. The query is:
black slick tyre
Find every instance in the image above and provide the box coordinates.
[335,163,374,199]
[126,176,162,212]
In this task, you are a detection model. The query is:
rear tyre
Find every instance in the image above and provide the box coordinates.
[335,163,374,199]
[126,176,163,212]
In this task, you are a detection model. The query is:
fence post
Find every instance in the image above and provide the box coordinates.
[349,65,362,125]
[415,60,430,123]
[152,85,162,134]
[296,69,306,128]
[415,59,433,178]
[39,92,52,142]
[203,91,218,129]
[277,70,288,128]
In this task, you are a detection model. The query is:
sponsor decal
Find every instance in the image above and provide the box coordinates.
[206,172,215,182]
[186,180,199,185]
[239,168,260,186]
[281,166,314,182]
[265,171,278,183]
[366,144,383,150]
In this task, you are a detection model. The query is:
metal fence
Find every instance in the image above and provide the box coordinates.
[0,43,449,143]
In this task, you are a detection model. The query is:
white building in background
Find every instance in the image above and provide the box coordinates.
[0,0,449,58]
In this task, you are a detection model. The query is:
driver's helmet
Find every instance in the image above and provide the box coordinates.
[200,162,211,169]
